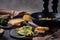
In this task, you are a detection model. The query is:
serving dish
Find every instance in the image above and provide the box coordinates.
[10,25,34,39]
[0,28,4,37]
[10,29,33,39]
[10,23,55,39]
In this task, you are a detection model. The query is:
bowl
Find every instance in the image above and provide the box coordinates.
[0,28,4,37]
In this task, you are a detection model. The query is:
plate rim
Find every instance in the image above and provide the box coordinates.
[10,29,33,39]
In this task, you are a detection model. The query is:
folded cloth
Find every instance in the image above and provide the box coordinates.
[0,9,25,18]
[0,9,14,18]
[0,9,31,18]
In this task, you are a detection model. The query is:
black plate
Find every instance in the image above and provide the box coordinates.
[10,29,56,39]
[0,25,10,28]
[10,29,33,39]
[10,25,56,39]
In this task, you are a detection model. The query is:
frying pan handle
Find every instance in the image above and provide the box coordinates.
[28,21,39,27]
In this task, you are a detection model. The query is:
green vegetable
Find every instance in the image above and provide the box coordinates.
[16,26,34,37]
[0,16,9,25]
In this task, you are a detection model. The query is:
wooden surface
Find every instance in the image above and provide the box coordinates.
[33,29,60,40]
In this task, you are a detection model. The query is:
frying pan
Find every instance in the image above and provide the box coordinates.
[31,12,60,29]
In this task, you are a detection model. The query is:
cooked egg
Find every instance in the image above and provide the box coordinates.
[23,14,31,21]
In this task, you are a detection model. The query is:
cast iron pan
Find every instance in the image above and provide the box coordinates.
[31,12,60,29]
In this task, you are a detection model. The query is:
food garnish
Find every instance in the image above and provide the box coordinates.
[16,26,33,37]
[39,17,55,20]
[0,16,9,25]
[23,14,31,21]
